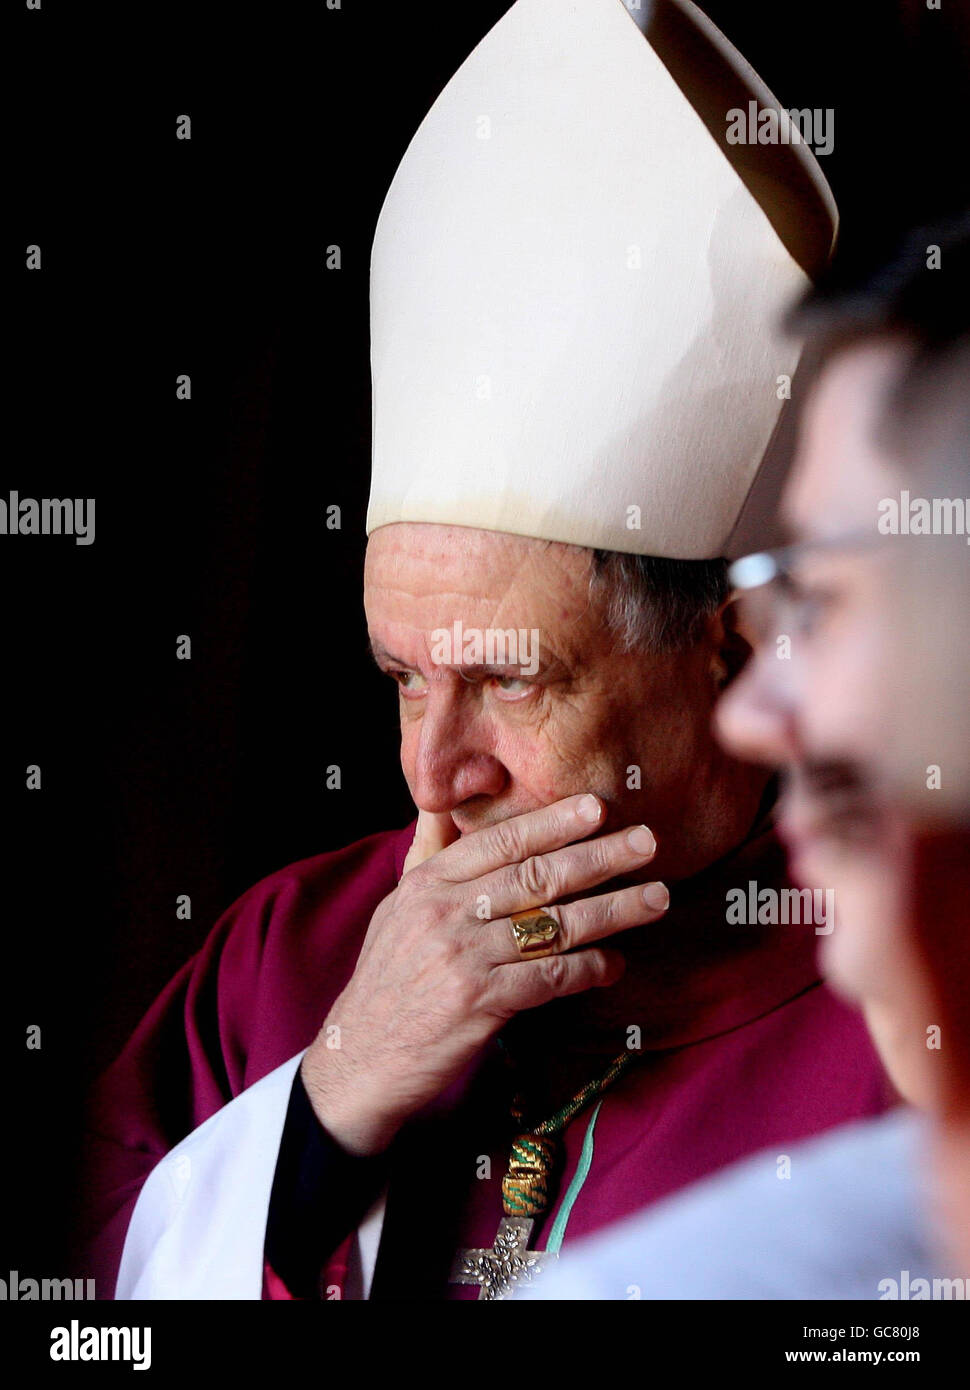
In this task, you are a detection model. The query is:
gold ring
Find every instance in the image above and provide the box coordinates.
[508,907,560,959]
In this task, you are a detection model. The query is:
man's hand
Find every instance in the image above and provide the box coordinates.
[401,809,460,875]
[300,794,668,1155]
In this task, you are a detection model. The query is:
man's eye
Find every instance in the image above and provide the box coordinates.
[493,675,532,698]
[778,570,838,638]
[390,669,427,694]
[793,588,836,636]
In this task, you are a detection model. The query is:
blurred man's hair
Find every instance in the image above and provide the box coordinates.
[786,210,970,473]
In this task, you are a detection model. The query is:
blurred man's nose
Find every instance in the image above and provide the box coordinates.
[409,688,508,811]
[715,652,802,770]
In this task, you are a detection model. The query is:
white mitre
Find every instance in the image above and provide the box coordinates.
[365,0,837,560]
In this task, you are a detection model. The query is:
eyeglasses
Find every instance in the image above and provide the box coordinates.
[727,530,886,645]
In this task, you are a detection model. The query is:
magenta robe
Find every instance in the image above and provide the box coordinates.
[78,820,893,1299]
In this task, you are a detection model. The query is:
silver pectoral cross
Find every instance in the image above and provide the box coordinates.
[450,1216,558,1300]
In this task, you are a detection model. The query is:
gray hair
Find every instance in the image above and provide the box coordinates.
[589,549,729,653]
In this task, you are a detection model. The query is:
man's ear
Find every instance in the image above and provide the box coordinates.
[708,597,753,690]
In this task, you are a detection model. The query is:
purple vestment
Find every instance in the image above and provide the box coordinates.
[78,820,893,1299]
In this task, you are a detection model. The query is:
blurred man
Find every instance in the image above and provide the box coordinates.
[532,213,970,1298]
[738,215,970,1274]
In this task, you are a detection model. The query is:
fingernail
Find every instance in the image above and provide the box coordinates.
[642,881,669,910]
[577,794,602,822]
[627,824,656,856]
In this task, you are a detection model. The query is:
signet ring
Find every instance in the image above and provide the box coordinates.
[508,907,561,959]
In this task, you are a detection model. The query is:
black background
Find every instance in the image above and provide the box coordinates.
[7,0,970,1283]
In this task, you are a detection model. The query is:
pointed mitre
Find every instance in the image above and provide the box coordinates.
[366,0,837,559]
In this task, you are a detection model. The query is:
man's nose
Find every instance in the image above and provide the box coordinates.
[409,691,508,811]
[715,651,802,771]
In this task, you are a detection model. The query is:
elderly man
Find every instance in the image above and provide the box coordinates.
[77,0,889,1301]
[531,213,970,1299]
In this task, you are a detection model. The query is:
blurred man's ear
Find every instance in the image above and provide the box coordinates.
[710,597,754,690]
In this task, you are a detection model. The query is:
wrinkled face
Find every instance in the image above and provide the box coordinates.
[716,339,937,1103]
[364,522,761,885]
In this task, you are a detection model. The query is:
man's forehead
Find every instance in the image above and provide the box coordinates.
[364,521,592,605]
[783,339,910,541]
[363,520,600,664]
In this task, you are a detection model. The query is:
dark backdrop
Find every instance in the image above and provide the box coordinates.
[7,0,969,1277]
